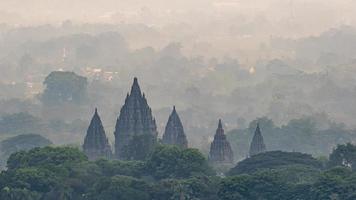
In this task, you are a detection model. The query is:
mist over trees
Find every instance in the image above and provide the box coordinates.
[0,22,356,157]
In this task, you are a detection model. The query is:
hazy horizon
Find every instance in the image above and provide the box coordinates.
[0,0,356,155]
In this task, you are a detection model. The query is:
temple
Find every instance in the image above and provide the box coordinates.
[83,108,112,160]
[249,123,267,156]
[162,106,188,148]
[209,119,234,164]
[114,77,158,160]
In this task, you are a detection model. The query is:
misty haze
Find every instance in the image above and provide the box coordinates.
[0,1,355,200]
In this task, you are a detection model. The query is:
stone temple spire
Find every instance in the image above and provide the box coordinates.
[249,123,267,156]
[83,108,112,160]
[162,106,188,148]
[114,77,158,160]
[209,119,234,164]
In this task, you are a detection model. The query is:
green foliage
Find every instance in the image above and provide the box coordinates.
[7,146,87,170]
[0,167,58,193]
[95,159,145,178]
[1,146,356,200]
[261,165,322,184]
[153,176,221,200]
[147,145,214,179]
[42,71,88,105]
[329,143,356,170]
[87,175,152,200]
[228,151,323,175]
[0,134,52,168]
[0,187,42,200]
[310,167,356,200]
[219,172,289,200]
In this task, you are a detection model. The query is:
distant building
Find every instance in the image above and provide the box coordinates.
[114,77,158,160]
[209,119,234,164]
[249,123,267,156]
[83,108,112,160]
[162,106,188,148]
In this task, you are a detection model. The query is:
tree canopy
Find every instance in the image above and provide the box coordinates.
[329,143,356,170]
[6,146,87,170]
[0,134,52,168]
[0,145,355,200]
[228,151,323,175]
[41,71,87,105]
[146,145,214,179]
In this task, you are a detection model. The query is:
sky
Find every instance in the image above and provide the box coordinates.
[0,0,355,30]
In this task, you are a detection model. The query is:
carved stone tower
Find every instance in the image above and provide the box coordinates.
[249,123,267,156]
[209,119,234,164]
[162,106,188,148]
[114,78,158,160]
[83,108,112,160]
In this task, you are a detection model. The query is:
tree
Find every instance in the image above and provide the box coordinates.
[41,71,88,105]
[0,168,58,193]
[329,143,356,170]
[95,159,145,178]
[0,134,52,168]
[146,145,213,179]
[7,146,87,170]
[228,151,323,175]
[152,176,220,200]
[0,187,41,200]
[310,167,356,200]
[218,172,290,200]
[86,176,151,200]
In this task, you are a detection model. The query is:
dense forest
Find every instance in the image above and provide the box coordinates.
[0,143,355,200]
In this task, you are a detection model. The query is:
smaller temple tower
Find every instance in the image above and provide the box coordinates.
[209,119,234,164]
[162,106,188,148]
[249,123,267,156]
[83,108,112,160]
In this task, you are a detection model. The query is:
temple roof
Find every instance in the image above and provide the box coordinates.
[249,123,267,156]
[83,108,112,160]
[209,119,234,164]
[162,106,188,148]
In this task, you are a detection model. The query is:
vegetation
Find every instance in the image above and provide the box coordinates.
[146,145,214,179]
[329,143,356,170]
[41,71,88,105]
[228,151,323,175]
[0,134,52,168]
[0,144,355,199]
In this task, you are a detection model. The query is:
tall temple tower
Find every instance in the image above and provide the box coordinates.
[209,119,234,164]
[249,123,267,156]
[162,106,188,148]
[114,78,158,160]
[83,108,112,160]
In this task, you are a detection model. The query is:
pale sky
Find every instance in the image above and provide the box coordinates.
[0,0,355,28]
